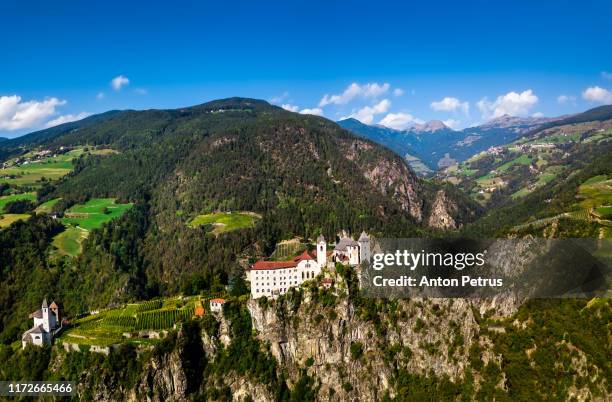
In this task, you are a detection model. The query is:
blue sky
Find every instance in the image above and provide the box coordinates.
[1,0,611,137]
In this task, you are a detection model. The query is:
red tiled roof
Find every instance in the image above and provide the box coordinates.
[251,260,298,270]
[321,278,333,284]
[210,298,226,303]
[294,250,315,262]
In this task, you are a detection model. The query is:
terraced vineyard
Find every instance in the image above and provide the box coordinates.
[60,297,202,347]
[135,307,194,330]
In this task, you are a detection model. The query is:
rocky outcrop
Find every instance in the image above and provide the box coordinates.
[426,189,458,229]
[248,296,484,401]
[341,138,424,221]
[135,350,189,402]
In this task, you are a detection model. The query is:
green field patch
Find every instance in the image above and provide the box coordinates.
[0,192,36,212]
[188,211,261,234]
[595,206,612,219]
[475,176,505,189]
[576,175,612,210]
[497,154,531,172]
[513,167,563,199]
[52,226,88,257]
[0,150,81,187]
[35,197,61,214]
[62,198,134,231]
[0,213,30,228]
[87,148,119,156]
[51,198,133,256]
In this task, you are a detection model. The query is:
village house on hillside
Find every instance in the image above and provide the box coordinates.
[246,232,370,299]
[22,298,63,348]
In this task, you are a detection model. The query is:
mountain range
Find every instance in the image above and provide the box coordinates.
[338,113,569,174]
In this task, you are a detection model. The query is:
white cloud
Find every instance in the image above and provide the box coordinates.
[281,104,299,112]
[557,94,576,104]
[343,99,391,124]
[393,88,404,97]
[96,92,105,99]
[477,89,539,119]
[280,103,323,116]
[319,82,390,107]
[602,71,612,80]
[45,112,91,128]
[442,119,461,129]
[531,112,544,118]
[111,75,130,90]
[379,112,423,130]
[299,107,324,116]
[582,86,612,104]
[430,97,469,115]
[270,91,290,104]
[0,95,66,131]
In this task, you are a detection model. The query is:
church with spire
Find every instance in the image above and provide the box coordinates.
[22,298,62,348]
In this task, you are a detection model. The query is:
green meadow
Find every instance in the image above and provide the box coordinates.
[188,211,260,234]
[0,149,82,187]
[51,198,133,256]
[52,226,89,257]
[35,197,61,214]
[0,214,31,228]
[61,198,133,231]
[0,192,36,211]
[576,175,612,211]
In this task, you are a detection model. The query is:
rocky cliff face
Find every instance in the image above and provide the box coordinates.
[426,189,458,230]
[339,137,425,222]
[247,295,488,401]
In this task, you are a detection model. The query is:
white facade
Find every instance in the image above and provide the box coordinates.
[209,299,226,313]
[248,232,370,299]
[22,299,61,349]
[249,250,322,299]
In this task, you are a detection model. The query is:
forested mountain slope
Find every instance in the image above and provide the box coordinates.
[0,98,478,339]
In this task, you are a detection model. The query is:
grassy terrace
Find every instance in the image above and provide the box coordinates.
[0,193,36,228]
[188,211,261,234]
[62,198,133,231]
[35,197,61,214]
[59,297,202,347]
[576,175,612,211]
[50,198,133,257]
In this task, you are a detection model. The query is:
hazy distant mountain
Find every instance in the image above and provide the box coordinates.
[338,113,569,173]
[478,114,562,130]
[411,120,451,133]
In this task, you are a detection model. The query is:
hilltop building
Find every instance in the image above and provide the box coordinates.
[22,298,62,348]
[209,298,226,313]
[247,232,370,299]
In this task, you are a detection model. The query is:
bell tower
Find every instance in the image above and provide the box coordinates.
[316,234,327,266]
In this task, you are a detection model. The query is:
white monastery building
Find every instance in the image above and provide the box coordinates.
[22,298,62,348]
[247,232,370,299]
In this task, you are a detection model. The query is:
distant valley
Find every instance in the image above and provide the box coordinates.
[338,113,567,175]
